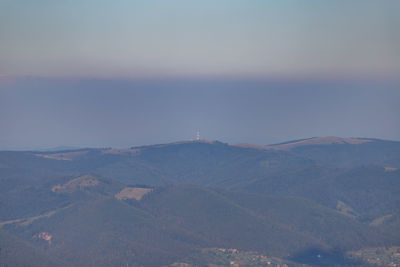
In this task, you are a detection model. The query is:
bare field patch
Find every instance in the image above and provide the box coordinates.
[52,174,99,193]
[33,232,52,244]
[384,166,398,172]
[115,187,152,201]
[235,137,372,151]
[36,150,88,160]
[269,137,372,150]
[101,148,140,155]
[370,214,393,226]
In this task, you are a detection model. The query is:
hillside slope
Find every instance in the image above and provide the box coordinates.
[0,230,67,267]
[1,137,399,266]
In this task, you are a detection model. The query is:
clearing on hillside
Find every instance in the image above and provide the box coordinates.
[52,174,99,193]
[115,187,152,201]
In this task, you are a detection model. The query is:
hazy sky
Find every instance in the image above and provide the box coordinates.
[1,77,399,150]
[1,0,399,78]
[0,1,399,149]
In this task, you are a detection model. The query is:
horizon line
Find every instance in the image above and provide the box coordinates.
[1,135,398,152]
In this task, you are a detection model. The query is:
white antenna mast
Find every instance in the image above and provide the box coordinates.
[196,130,200,141]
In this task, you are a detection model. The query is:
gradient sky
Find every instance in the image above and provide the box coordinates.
[0,1,399,149]
[1,0,399,78]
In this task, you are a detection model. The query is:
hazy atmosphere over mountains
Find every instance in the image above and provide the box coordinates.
[1,79,400,150]
[1,1,400,266]
[1,0,400,150]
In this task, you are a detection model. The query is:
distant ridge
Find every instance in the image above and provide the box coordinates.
[33,140,223,160]
[235,136,375,150]
[14,137,398,155]
[130,139,217,150]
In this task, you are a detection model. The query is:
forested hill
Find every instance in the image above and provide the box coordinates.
[0,137,399,266]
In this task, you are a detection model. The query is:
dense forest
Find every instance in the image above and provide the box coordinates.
[0,137,399,266]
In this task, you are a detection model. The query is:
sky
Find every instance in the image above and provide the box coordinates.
[1,0,399,78]
[0,1,399,149]
[1,78,399,150]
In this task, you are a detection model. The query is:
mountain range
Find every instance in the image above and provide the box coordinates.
[0,137,399,266]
